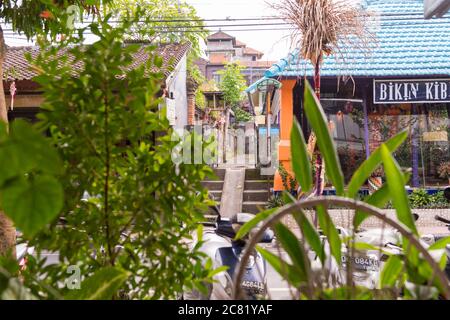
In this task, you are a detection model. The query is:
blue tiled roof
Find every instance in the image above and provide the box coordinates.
[264,0,450,78]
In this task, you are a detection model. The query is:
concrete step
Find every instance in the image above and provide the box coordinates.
[242,201,268,214]
[243,190,270,202]
[201,180,224,191]
[209,190,222,201]
[244,180,271,190]
[212,168,226,180]
[245,168,274,181]
[205,168,226,181]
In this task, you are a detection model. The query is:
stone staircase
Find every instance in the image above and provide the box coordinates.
[201,168,273,216]
[201,168,226,205]
[242,169,273,214]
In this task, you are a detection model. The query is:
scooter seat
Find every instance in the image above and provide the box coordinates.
[216,220,236,239]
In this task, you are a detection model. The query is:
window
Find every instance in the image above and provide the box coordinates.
[213,74,221,84]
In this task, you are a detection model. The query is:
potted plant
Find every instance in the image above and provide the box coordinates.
[438,161,450,185]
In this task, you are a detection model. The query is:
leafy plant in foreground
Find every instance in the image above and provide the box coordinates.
[14,14,215,300]
[235,81,450,300]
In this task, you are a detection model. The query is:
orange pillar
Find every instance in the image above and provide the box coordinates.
[274,79,296,191]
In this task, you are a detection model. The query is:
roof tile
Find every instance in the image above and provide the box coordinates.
[3,42,191,81]
[265,0,450,78]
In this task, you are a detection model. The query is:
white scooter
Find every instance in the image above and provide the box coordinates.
[184,202,274,300]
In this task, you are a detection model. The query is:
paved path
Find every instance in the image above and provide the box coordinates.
[220,168,245,218]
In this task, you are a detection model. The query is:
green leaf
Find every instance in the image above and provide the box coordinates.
[354,184,390,228]
[196,223,204,243]
[9,120,63,175]
[208,266,229,278]
[292,210,325,264]
[354,172,411,228]
[66,267,130,300]
[353,242,381,251]
[439,252,448,271]
[380,255,403,288]
[347,130,408,199]
[0,119,57,186]
[316,205,341,263]
[380,144,418,235]
[282,190,296,204]
[429,236,450,251]
[0,121,8,142]
[255,245,302,287]
[303,81,344,195]
[1,175,64,237]
[234,208,276,240]
[290,119,312,193]
[380,145,419,268]
[274,222,309,282]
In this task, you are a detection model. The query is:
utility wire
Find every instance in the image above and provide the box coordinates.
[102,12,450,23]
[3,17,450,33]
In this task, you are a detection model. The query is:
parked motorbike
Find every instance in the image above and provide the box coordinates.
[310,226,399,289]
[184,202,274,300]
[422,215,450,279]
[311,213,450,296]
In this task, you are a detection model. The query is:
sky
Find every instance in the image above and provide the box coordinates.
[186,0,292,62]
[4,0,361,63]
[3,0,292,60]
[187,0,361,62]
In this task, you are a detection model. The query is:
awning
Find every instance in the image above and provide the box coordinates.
[245,77,282,94]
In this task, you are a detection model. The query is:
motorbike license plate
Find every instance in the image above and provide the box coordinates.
[341,255,380,271]
[241,280,265,295]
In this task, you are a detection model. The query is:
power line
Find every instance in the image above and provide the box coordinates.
[108,17,284,23]
[3,17,450,34]
[1,11,448,25]
[2,16,450,37]
[98,12,450,23]
[2,12,450,31]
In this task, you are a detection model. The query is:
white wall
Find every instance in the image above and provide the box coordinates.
[207,40,234,51]
[166,54,188,129]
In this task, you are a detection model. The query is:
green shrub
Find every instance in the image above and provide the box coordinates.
[428,191,450,209]
[267,194,285,209]
[408,189,431,208]
[14,15,215,300]
[407,189,450,209]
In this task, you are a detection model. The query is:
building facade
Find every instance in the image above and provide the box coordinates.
[201,31,274,86]
[3,42,193,129]
[248,0,450,191]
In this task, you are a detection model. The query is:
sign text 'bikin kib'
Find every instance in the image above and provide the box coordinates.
[373,79,450,104]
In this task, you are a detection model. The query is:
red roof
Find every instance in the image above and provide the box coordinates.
[3,42,191,81]
[243,46,263,56]
[234,40,246,47]
[207,31,235,41]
